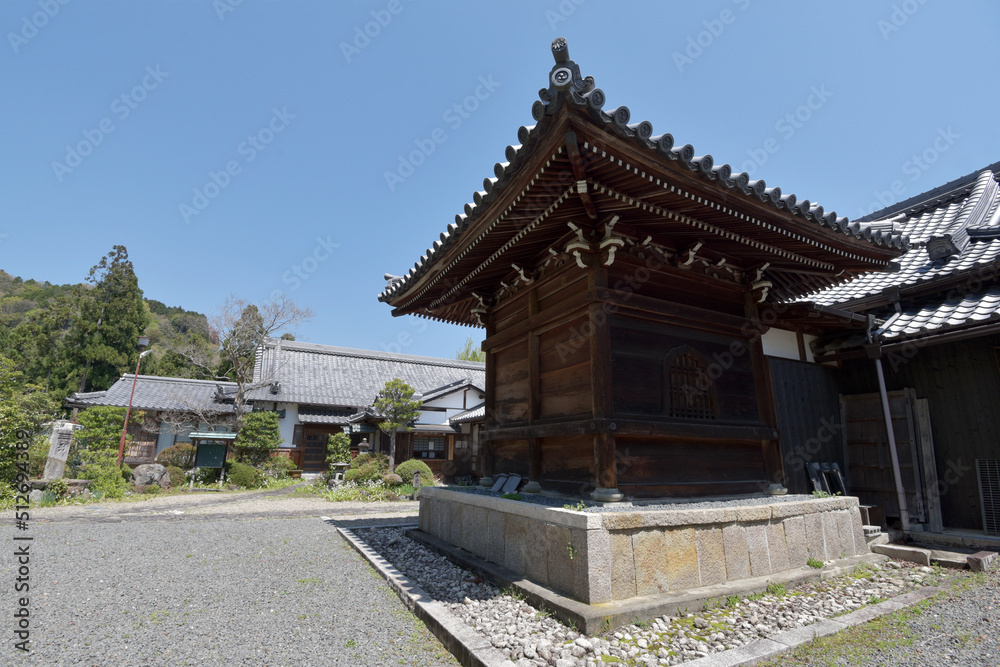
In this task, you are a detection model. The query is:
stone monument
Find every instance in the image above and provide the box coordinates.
[43,421,80,480]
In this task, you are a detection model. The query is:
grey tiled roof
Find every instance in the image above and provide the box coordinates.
[66,375,237,414]
[297,407,354,425]
[882,286,1000,340]
[419,378,484,402]
[378,38,908,307]
[250,340,486,408]
[449,403,485,424]
[805,166,1000,307]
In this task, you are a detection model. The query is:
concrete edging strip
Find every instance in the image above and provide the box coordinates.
[336,525,511,667]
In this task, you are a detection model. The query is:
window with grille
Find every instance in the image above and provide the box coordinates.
[664,346,718,420]
[978,459,1000,536]
[413,437,446,460]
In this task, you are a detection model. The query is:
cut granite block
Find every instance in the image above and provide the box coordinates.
[723,524,750,581]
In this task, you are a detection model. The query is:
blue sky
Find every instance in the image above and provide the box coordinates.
[3,1,998,360]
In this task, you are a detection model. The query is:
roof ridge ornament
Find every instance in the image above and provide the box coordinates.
[927,169,998,261]
[536,38,600,121]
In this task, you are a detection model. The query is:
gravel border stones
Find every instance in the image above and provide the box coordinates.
[350,526,958,667]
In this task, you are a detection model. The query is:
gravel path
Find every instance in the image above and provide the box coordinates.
[2,510,454,665]
[18,484,419,523]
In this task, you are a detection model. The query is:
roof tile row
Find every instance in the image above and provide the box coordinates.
[379,38,908,306]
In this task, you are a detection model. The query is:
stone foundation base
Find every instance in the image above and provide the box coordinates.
[418,488,868,606]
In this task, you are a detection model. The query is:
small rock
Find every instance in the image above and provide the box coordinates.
[693,617,709,629]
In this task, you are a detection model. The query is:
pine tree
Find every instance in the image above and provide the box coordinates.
[373,378,423,470]
[455,336,486,362]
[68,246,150,393]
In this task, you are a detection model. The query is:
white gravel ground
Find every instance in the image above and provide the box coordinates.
[2,490,447,666]
[1,516,455,666]
[358,526,958,667]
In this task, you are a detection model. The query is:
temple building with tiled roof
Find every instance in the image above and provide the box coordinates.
[380,38,909,502]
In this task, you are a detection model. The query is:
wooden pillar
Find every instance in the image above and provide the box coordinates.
[481,311,498,487]
[745,292,786,493]
[525,288,543,493]
[588,268,622,501]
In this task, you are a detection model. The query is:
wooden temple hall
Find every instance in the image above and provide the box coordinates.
[380,39,909,502]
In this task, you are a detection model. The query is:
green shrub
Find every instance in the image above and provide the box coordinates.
[394,459,433,487]
[138,484,162,495]
[46,478,69,499]
[78,451,130,499]
[226,461,263,489]
[807,557,824,569]
[166,465,186,488]
[350,451,388,471]
[344,461,383,484]
[156,443,196,469]
[263,456,296,479]
[28,434,49,478]
[87,469,129,499]
[327,432,351,467]
[194,467,221,485]
[382,473,403,486]
[235,412,283,467]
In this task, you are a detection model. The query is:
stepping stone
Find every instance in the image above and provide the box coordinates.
[968,551,998,572]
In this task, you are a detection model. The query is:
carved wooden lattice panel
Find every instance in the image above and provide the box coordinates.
[664,347,717,420]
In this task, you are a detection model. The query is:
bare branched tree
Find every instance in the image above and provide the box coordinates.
[166,293,313,421]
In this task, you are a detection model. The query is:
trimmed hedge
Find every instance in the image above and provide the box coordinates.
[350,452,388,471]
[226,461,263,489]
[394,459,433,487]
[344,461,383,484]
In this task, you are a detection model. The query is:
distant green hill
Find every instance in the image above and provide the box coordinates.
[0,269,218,396]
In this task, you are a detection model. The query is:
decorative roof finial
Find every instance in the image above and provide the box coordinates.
[551,37,569,64]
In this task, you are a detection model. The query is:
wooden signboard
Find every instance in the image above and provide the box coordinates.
[195,443,229,469]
